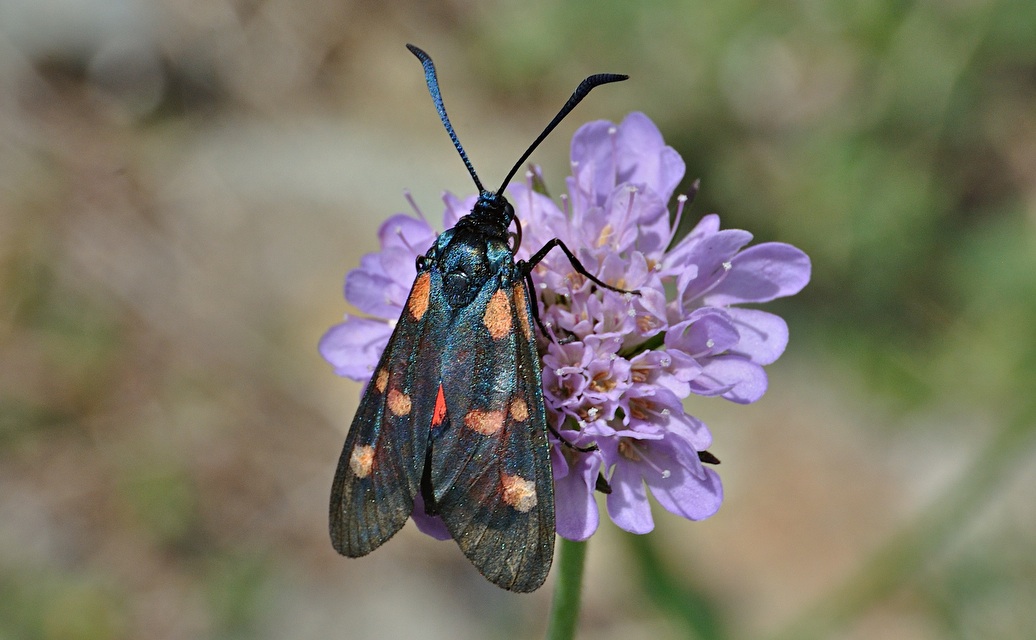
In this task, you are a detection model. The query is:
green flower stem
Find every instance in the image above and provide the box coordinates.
[546,537,588,640]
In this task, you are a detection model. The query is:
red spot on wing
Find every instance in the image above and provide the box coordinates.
[432,383,447,428]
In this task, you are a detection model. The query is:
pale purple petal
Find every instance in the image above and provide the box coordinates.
[677,229,755,307]
[648,464,723,521]
[666,309,739,358]
[554,452,602,541]
[377,248,420,289]
[582,420,618,439]
[632,195,674,256]
[344,268,409,319]
[624,385,688,432]
[597,250,646,291]
[543,341,592,413]
[377,213,436,254]
[582,333,624,358]
[704,242,811,305]
[586,290,636,336]
[629,286,669,339]
[508,182,569,257]
[629,349,702,398]
[664,410,713,452]
[726,308,789,365]
[582,353,632,406]
[570,120,617,208]
[318,318,393,380]
[661,213,721,274]
[690,356,769,404]
[611,424,666,441]
[615,112,686,204]
[356,252,389,280]
[411,493,451,541]
[600,184,668,254]
[673,266,701,307]
[606,460,654,534]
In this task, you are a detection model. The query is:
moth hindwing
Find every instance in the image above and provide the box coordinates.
[329,44,628,592]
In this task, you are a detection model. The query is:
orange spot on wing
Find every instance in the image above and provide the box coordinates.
[501,474,537,513]
[510,397,529,422]
[464,409,505,435]
[374,368,389,393]
[350,444,375,478]
[513,284,533,340]
[387,389,412,416]
[483,289,511,340]
[432,384,447,427]
[408,272,431,321]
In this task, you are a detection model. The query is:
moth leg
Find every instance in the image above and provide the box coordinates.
[519,238,641,296]
[521,268,577,346]
[522,268,552,340]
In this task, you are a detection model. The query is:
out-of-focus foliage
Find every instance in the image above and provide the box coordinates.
[1,0,1034,638]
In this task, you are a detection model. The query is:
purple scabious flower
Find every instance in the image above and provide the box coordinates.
[320,112,811,541]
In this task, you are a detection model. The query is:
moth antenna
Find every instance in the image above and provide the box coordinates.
[407,44,485,194]
[497,72,628,194]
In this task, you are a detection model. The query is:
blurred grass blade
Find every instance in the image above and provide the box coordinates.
[626,532,729,640]
[766,400,1036,640]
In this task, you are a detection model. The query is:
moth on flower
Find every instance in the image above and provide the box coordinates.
[321,46,812,591]
[324,44,633,593]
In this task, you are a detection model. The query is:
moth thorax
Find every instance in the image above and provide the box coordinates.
[441,237,491,307]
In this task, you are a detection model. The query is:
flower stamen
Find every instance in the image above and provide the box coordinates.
[617,438,671,479]
[687,260,734,303]
[589,372,616,393]
[664,193,688,249]
[403,189,427,223]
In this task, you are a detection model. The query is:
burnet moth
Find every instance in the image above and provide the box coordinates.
[329,44,631,592]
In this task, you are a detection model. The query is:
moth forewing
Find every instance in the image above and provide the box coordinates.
[430,273,555,592]
[329,269,439,557]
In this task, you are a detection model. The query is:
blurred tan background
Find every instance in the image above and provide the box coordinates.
[2,1,1035,639]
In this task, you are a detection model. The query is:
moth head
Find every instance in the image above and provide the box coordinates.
[472,191,514,222]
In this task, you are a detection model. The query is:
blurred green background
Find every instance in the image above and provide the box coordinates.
[2,0,1035,638]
